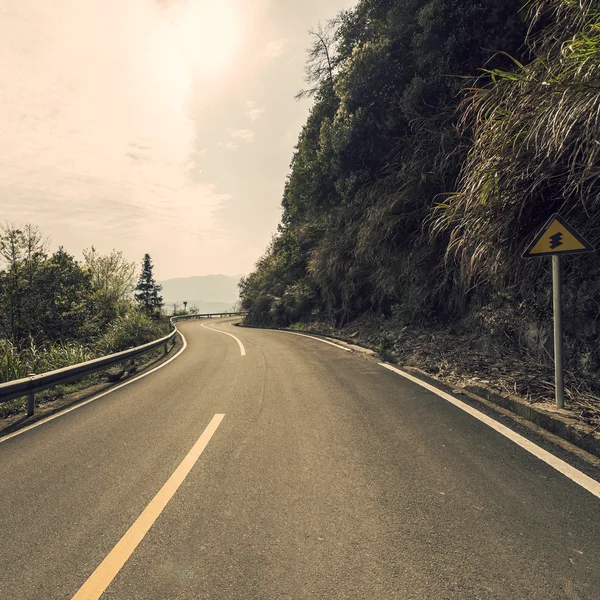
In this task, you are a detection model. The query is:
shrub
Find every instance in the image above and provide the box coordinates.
[97,310,169,354]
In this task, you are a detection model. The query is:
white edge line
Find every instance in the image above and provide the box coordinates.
[0,329,189,444]
[201,322,246,356]
[379,362,600,500]
[271,330,352,352]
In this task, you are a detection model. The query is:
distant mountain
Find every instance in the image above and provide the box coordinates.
[158,275,241,314]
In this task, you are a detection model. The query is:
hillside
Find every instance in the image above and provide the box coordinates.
[239,0,600,421]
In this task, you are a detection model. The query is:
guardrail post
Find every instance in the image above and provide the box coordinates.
[163,343,168,355]
[27,391,35,417]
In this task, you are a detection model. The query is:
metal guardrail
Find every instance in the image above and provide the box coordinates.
[0,312,246,417]
[170,312,246,322]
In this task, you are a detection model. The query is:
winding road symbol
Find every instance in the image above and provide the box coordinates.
[523,214,594,257]
[548,232,563,250]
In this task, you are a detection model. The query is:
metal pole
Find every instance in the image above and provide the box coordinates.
[27,391,35,417]
[552,255,565,409]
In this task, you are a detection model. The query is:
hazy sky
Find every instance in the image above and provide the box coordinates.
[0,0,356,279]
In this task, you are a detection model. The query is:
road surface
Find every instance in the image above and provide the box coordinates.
[0,318,599,599]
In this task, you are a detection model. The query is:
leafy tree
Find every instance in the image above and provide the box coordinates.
[34,248,94,342]
[83,246,136,325]
[0,228,95,344]
[0,223,47,341]
[134,254,163,319]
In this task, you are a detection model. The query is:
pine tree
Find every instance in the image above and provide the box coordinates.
[134,254,163,318]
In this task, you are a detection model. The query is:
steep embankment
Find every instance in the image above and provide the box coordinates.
[240,0,600,421]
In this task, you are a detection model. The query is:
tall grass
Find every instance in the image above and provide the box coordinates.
[0,338,95,384]
[430,0,600,292]
[0,338,96,417]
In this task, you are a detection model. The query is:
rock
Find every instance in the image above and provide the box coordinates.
[522,322,551,351]
[105,367,126,382]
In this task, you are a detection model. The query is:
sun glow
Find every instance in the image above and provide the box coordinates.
[167,0,242,76]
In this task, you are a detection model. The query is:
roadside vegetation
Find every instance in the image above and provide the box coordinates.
[240,0,600,423]
[0,223,168,417]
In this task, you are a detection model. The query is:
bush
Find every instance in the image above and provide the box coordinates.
[97,310,169,354]
[244,295,277,326]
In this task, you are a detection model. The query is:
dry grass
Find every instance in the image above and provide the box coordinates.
[430,0,600,293]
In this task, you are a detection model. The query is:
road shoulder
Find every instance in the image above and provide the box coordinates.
[239,322,600,474]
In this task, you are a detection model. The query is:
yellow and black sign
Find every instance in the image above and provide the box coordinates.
[523,213,594,258]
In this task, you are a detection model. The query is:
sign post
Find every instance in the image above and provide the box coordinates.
[551,255,564,408]
[523,213,594,409]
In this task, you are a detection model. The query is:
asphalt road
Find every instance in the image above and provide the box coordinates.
[1,318,599,599]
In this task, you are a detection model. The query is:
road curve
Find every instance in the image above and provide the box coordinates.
[0,318,599,599]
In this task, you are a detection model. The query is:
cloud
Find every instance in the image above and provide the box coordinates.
[247,108,265,121]
[218,142,238,150]
[259,37,288,59]
[0,0,232,271]
[246,101,265,122]
[229,129,256,143]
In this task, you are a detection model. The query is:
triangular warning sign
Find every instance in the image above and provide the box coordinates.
[523,213,594,258]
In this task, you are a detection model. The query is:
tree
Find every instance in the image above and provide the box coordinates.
[295,22,340,100]
[0,229,95,343]
[134,254,163,318]
[83,247,136,302]
[83,246,136,325]
[34,248,94,341]
[0,223,47,341]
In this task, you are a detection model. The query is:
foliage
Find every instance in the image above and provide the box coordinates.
[33,248,95,342]
[83,246,136,326]
[0,227,96,344]
[97,309,169,354]
[430,0,600,293]
[242,0,528,327]
[134,253,163,319]
[0,223,48,342]
[240,0,600,397]
[0,226,170,408]
[0,337,94,385]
